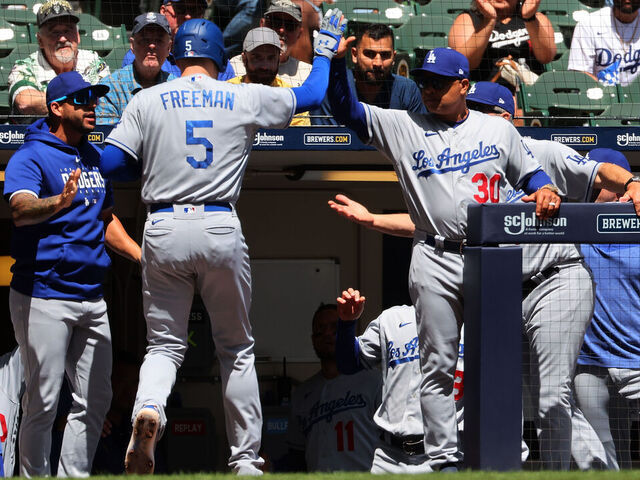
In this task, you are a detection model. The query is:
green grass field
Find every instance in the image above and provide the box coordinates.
[91,472,640,480]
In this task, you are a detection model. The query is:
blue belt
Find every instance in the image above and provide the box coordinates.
[149,202,232,213]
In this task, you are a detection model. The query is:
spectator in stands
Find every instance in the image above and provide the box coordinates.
[227,27,309,125]
[448,0,556,89]
[8,0,110,116]
[122,0,234,80]
[569,0,640,86]
[288,0,324,64]
[96,13,175,125]
[311,24,425,125]
[574,148,640,470]
[285,304,381,471]
[212,0,262,58]
[230,0,311,86]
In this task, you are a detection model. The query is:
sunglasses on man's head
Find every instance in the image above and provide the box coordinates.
[51,88,99,106]
[266,15,299,32]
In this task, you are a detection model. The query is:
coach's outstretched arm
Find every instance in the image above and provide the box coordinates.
[336,288,366,375]
[291,9,347,112]
[594,162,640,215]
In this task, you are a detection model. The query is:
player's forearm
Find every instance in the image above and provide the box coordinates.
[594,162,635,194]
[103,213,142,263]
[10,192,66,227]
[291,55,331,112]
[336,320,361,374]
[525,14,557,64]
[370,213,415,238]
[327,57,368,139]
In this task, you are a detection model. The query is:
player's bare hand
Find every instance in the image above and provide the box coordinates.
[619,182,640,216]
[336,36,356,59]
[58,168,80,210]
[522,186,561,219]
[521,0,541,20]
[475,0,497,21]
[328,194,375,227]
[337,288,365,321]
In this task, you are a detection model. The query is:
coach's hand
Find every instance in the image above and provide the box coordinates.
[522,185,561,219]
[314,8,347,60]
[619,180,640,216]
[337,288,365,322]
[328,194,375,227]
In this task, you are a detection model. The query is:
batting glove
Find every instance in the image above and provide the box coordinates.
[314,8,347,60]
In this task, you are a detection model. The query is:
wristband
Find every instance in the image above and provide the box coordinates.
[522,13,537,22]
[540,183,559,194]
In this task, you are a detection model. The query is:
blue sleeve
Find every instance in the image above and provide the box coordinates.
[99,144,141,182]
[336,320,362,374]
[4,153,42,200]
[217,62,235,81]
[521,168,553,194]
[291,56,330,112]
[327,57,368,140]
[121,49,134,68]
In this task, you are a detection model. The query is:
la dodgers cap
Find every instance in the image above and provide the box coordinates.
[586,148,631,172]
[37,0,79,27]
[265,0,303,22]
[46,71,109,105]
[466,81,515,117]
[132,12,171,35]
[243,27,283,52]
[410,48,469,79]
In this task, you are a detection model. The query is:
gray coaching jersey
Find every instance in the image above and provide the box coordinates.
[510,139,600,278]
[106,75,296,204]
[287,370,381,472]
[363,107,542,240]
[358,306,464,437]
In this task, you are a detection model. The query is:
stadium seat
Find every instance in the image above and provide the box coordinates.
[416,0,471,18]
[538,0,594,28]
[0,0,39,25]
[616,79,640,103]
[394,14,454,77]
[591,102,640,126]
[102,43,130,73]
[77,13,127,56]
[545,49,570,72]
[0,18,31,55]
[520,71,617,126]
[329,0,413,29]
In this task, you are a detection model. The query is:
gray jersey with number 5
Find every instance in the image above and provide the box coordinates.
[106,74,296,204]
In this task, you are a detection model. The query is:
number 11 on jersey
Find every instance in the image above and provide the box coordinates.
[335,420,354,451]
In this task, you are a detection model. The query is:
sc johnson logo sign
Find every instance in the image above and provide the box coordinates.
[303,133,351,145]
[616,132,640,147]
[0,129,25,145]
[253,132,285,147]
[503,212,567,235]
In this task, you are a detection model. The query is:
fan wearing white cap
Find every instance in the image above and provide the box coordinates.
[228,27,309,125]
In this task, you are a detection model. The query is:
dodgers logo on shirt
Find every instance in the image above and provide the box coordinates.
[596,47,640,76]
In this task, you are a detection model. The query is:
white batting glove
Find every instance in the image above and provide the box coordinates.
[313,8,347,60]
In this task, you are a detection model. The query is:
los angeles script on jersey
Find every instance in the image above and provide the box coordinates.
[412,141,500,178]
[387,336,420,368]
[301,391,368,433]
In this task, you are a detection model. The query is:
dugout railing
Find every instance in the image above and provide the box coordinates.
[464,202,640,471]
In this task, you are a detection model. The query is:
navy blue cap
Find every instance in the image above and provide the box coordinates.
[46,71,109,105]
[132,12,171,35]
[410,48,469,79]
[586,148,631,172]
[466,81,515,116]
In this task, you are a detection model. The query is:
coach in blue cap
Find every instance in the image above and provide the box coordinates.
[3,71,140,477]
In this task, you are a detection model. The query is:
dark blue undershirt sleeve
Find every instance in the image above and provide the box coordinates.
[99,144,142,182]
[327,57,368,140]
[291,56,331,113]
[336,320,362,374]
[521,168,553,194]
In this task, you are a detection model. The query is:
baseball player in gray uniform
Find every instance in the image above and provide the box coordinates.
[328,82,640,470]
[287,305,381,472]
[0,348,23,477]
[327,46,561,470]
[335,288,465,473]
[100,12,347,475]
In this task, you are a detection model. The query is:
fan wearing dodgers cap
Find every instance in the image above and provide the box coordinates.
[2,71,141,477]
[227,27,310,125]
[327,46,561,470]
[574,148,640,470]
[97,12,176,125]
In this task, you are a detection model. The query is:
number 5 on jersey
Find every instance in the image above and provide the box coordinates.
[186,120,213,169]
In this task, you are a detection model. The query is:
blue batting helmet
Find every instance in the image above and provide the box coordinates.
[173,18,226,71]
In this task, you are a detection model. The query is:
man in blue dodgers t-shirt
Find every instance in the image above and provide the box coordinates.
[574,148,640,470]
[311,23,425,124]
[3,71,141,478]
